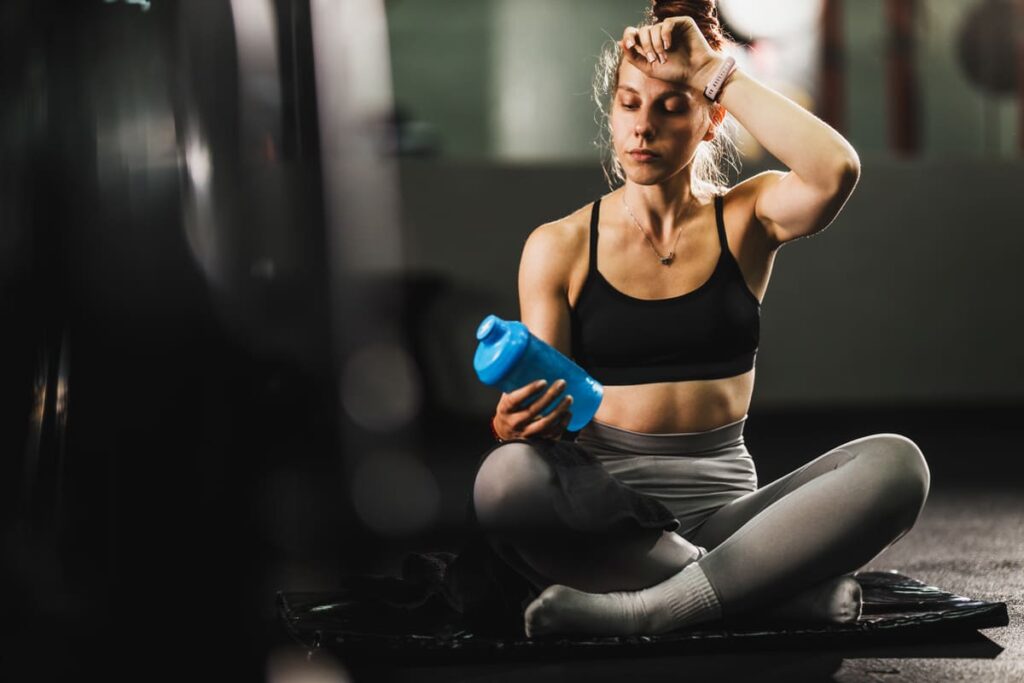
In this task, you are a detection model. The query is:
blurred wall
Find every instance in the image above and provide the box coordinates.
[916,0,1020,156]
[386,0,641,160]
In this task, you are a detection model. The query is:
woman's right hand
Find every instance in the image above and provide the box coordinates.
[493,379,573,441]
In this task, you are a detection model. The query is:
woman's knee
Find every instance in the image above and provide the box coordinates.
[472,442,555,533]
[859,434,930,523]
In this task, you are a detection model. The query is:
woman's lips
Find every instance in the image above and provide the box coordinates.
[628,150,659,162]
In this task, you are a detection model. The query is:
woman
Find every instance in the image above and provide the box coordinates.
[470,0,929,637]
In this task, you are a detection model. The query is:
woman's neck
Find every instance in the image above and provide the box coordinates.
[620,176,702,240]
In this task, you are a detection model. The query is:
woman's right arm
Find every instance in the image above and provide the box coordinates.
[491,222,579,441]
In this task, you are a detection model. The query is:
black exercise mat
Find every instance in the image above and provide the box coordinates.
[277,570,1009,665]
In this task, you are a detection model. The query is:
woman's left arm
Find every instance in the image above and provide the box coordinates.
[704,60,861,247]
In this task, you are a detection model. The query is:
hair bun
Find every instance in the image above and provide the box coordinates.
[648,0,725,50]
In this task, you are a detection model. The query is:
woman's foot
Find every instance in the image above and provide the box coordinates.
[524,583,649,637]
[764,575,862,624]
[523,560,722,637]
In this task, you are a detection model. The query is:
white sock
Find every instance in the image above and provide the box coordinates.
[525,548,723,637]
[638,559,723,633]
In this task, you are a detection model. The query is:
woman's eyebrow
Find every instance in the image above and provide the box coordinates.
[616,85,692,99]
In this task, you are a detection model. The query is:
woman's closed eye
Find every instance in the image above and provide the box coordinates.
[617,98,688,113]
[663,97,688,113]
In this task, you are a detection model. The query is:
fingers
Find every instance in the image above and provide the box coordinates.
[500,379,566,430]
[521,394,573,439]
[622,24,674,65]
[636,25,658,64]
[499,378,573,438]
[648,24,669,63]
[619,39,649,72]
[504,378,549,409]
[621,25,640,52]
[507,380,565,433]
[660,21,673,52]
[523,379,567,418]
[622,25,650,64]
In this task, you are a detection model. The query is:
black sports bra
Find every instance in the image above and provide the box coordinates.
[569,194,760,385]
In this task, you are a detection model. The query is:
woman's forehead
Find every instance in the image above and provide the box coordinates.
[617,61,697,98]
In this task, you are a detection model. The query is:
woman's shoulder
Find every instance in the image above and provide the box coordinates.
[521,197,601,267]
[519,197,603,288]
[527,198,598,249]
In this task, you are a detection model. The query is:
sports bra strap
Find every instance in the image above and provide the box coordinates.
[589,198,601,270]
[713,193,727,250]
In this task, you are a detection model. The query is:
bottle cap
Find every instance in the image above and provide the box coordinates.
[473,315,528,386]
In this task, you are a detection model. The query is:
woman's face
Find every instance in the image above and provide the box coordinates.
[610,59,715,185]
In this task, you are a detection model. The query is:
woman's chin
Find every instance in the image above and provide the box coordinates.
[625,169,673,185]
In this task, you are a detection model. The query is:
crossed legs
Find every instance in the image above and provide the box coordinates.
[472,441,702,594]
[473,434,930,636]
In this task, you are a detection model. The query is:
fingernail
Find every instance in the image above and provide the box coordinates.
[537,379,548,387]
[647,52,656,63]
[659,53,667,64]
[626,39,634,48]
[565,395,573,404]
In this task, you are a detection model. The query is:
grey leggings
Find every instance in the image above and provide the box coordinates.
[473,417,930,618]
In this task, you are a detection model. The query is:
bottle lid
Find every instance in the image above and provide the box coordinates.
[473,315,528,386]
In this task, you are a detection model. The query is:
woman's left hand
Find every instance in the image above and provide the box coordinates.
[619,17,723,91]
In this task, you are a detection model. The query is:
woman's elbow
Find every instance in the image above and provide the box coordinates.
[834,149,861,196]
[816,152,860,209]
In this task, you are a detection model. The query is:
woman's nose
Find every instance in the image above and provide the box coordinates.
[634,118,654,139]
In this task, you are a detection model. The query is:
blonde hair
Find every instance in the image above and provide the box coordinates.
[592,39,741,199]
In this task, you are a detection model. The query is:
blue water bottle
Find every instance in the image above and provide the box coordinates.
[473,314,603,432]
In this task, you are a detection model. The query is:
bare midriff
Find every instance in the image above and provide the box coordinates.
[593,368,755,433]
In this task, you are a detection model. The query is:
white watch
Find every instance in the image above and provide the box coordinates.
[703,56,737,102]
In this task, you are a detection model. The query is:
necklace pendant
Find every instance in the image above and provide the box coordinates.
[660,253,674,266]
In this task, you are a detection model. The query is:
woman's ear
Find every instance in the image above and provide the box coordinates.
[702,104,727,142]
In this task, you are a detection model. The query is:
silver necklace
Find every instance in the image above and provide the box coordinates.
[622,197,685,266]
